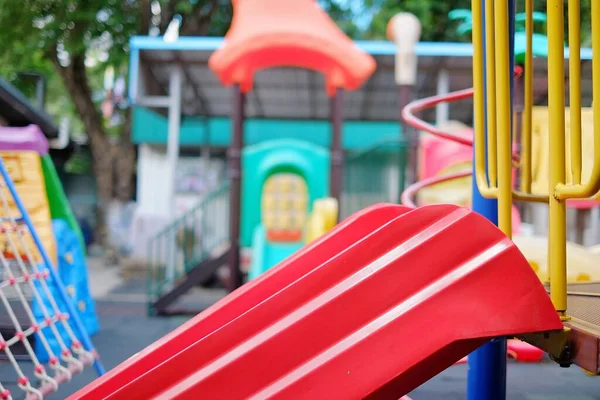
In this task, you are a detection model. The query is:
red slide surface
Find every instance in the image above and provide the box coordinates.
[70,204,562,400]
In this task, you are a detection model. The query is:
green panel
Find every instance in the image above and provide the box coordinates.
[40,154,86,252]
[342,138,408,219]
[240,139,330,247]
[132,107,401,150]
[248,225,303,280]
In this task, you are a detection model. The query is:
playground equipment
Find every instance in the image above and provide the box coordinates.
[146,0,375,315]
[242,139,332,279]
[400,0,600,397]
[0,152,103,399]
[70,1,590,399]
[0,126,99,354]
[70,204,562,399]
[412,11,599,287]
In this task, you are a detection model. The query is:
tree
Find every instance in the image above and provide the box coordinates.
[0,0,233,250]
[0,0,357,254]
[364,0,473,41]
[364,0,593,45]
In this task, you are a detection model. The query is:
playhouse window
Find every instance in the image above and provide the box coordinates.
[261,173,308,242]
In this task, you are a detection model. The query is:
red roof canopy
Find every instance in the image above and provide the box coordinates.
[209,0,376,96]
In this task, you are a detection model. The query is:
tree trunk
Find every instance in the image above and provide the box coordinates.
[115,110,136,202]
[49,51,135,253]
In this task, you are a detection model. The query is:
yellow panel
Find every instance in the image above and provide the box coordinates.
[530,106,597,198]
[416,161,473,207]
[0,151,56,265]
[512,235,600,283]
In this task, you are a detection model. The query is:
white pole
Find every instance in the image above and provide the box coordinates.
[167,66,182,219]
[387,13,422,186]
[436,68,450,126]
[387,13,422,87]
[166,66,182,283]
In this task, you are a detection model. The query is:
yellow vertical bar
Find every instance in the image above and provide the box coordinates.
[520,0,533,193]
[494,0,512,237]
[592,0,600,195]
[486,0,497,188]
[569,0,582,184]
[471,0,485,162]
[547,0,568,318]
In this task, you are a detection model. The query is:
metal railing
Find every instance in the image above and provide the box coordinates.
[146,182,230,306]
[470,0,599,318]
[341,138,407,219]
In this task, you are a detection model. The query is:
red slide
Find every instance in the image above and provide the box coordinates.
[70,204,562,399]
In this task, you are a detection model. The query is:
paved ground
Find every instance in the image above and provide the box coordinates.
[3,258,600,399]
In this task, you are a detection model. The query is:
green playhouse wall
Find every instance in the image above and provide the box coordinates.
[41,154,86,252]
[240,139,330,247]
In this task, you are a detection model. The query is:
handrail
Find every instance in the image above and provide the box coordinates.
[554,0,600,201]
[146,182,230,312]
[400,70,549,206]
[400,170,471,209]
[153,182,230,239]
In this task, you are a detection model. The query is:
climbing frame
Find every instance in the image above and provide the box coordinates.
[0,156,102,399]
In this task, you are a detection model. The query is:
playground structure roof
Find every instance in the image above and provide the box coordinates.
[129,35,594,124]
[208,0,376,95]
[0,78,58,138]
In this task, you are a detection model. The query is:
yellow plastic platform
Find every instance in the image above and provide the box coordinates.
[513,235,600,284]
[0,151,56,265]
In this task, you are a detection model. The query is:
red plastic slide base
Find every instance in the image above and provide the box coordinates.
[70,204,562,400]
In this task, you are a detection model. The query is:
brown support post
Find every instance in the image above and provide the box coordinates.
[398,84,416,186]
[227,84,245,292]
[329,88,344,205]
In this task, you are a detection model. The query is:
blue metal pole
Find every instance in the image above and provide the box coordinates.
[466,0,510,398]
[0,158,105,376]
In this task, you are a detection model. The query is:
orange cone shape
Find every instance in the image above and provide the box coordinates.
[209,0,376,95]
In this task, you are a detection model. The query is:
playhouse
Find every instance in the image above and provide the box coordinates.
[241,139,331,278]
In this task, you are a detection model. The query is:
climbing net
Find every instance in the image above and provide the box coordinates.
[0,177,96,399]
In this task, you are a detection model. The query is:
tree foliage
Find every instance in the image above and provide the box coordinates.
[364,0,593,45]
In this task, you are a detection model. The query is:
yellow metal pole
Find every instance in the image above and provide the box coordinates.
[494,0,512,236]
[593,0,600,197]
[471,0,485,177]
[547,0,568,318]
[520,0,533,193]
[568,0,582,184]
[472,0,498,199]
[485,0,497,188]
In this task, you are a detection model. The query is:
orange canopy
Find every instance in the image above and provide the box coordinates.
[209,0,376,95]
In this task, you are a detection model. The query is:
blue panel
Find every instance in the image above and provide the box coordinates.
[32,220,100,364]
